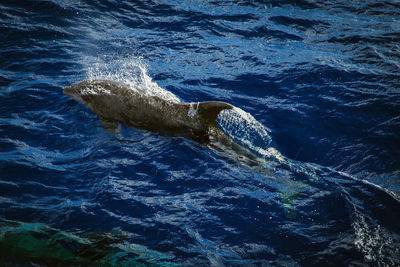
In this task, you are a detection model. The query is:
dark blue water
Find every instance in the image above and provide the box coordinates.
[1,0,400,265]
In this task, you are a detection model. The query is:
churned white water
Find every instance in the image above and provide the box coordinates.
[86,55,180,103]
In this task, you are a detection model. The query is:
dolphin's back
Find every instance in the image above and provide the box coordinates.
[64,80,233,142]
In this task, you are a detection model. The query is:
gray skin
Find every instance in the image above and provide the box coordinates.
[63,80,234,143]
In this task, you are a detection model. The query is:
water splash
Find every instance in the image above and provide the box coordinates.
[85,54,180,103]
[217,107,276,159]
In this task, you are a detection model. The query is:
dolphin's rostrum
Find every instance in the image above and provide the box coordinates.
[64,80,233,142]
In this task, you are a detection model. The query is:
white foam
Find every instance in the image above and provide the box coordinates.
[85,55,180,103]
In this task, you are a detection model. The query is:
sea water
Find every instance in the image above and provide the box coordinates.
[1,1,399,265]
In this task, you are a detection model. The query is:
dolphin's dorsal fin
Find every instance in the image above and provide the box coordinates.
[195,101,234,122]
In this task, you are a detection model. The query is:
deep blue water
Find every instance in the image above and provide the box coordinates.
[1,0,400,265]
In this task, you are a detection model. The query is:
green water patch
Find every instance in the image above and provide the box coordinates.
[0,217,177,266]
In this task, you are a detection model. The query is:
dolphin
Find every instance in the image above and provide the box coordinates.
[63,80,234,143]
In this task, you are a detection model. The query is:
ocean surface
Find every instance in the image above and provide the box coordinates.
[1,0,400,266]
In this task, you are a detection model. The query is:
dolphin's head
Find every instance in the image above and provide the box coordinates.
[63,81,88,103]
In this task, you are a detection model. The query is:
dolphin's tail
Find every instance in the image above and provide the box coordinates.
[169,101,233,143]
[190,101,234,122]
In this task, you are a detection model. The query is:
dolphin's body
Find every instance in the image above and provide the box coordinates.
[63,80,233,142]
